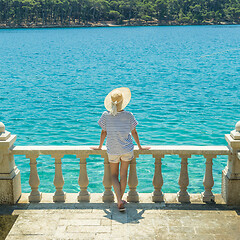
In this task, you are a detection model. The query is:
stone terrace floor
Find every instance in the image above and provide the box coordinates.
[0,193,239,240]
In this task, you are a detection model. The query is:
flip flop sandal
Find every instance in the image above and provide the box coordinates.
[118,203,126,212]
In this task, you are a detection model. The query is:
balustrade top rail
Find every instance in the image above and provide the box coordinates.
[12,145,230,156]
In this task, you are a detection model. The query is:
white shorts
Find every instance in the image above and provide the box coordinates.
[108,151,134,163]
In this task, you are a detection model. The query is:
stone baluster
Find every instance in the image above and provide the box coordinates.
[26,154,42,202]
[102,153,114,202]
[127,153,139,202]
[52,154,66,202]
[202,154,216,202]
[77,154,90,202]
[177,154,191,203]
[152,154,164,202]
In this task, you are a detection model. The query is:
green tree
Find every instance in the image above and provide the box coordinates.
[155,0,167,20]
[0,0,239,26]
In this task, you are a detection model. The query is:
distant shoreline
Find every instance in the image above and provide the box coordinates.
[1,20,239,29]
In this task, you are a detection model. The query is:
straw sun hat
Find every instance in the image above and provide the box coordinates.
[104,87,131,116]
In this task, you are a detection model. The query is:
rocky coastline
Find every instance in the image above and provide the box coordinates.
[0,20,239,29]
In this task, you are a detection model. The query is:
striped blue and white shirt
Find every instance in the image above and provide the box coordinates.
[98,110,138,155]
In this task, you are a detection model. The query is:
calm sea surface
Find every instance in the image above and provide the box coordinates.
[0,26,240,194]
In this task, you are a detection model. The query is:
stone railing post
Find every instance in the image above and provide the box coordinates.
[152,154,164,202]
[222,121,240,205]
[52,154,66,202]
[202,154,216,202]
[177,154,191,203]
[102,153,114,202]
[127,153,139,202]
[0,122,21,204]
[77,154,90,202]
[26,153,42,202]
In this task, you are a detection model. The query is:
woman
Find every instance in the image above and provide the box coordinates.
[91,87,150,211]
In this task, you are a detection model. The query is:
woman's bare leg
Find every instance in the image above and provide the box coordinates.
[110,163,123,207]
[120,160,130,199]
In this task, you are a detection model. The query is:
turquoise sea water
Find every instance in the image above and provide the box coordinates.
[0,26,240,194]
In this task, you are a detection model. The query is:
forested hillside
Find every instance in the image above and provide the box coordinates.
[0,0,239,27]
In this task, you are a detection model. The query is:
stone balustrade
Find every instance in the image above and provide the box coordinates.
[10,145,229,204]
[0,121,240,205]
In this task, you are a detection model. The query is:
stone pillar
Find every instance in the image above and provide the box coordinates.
[152,154,164,202]
[52,154,66,202]
[102,153,114,202]
[177,154,191,203]
[222,121,240,205]
[77,154,90,202]
[202,154,216,203]
[127,154,139,202]
[26,153,42,202]
[0,122,21,204]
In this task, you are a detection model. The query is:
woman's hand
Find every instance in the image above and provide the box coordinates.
[90,130,106,151]
[131,129,150,151]
[139,146,151,150]
[90,146,102,150]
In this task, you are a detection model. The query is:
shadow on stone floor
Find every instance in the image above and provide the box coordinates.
[1,202,239,214]
[0,215,18,240]
[103,208,145,224]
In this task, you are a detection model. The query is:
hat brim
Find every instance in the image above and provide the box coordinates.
[104,87,131,112]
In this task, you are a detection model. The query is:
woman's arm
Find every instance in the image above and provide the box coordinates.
[131,128,150,150]
[90,130,107,150]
